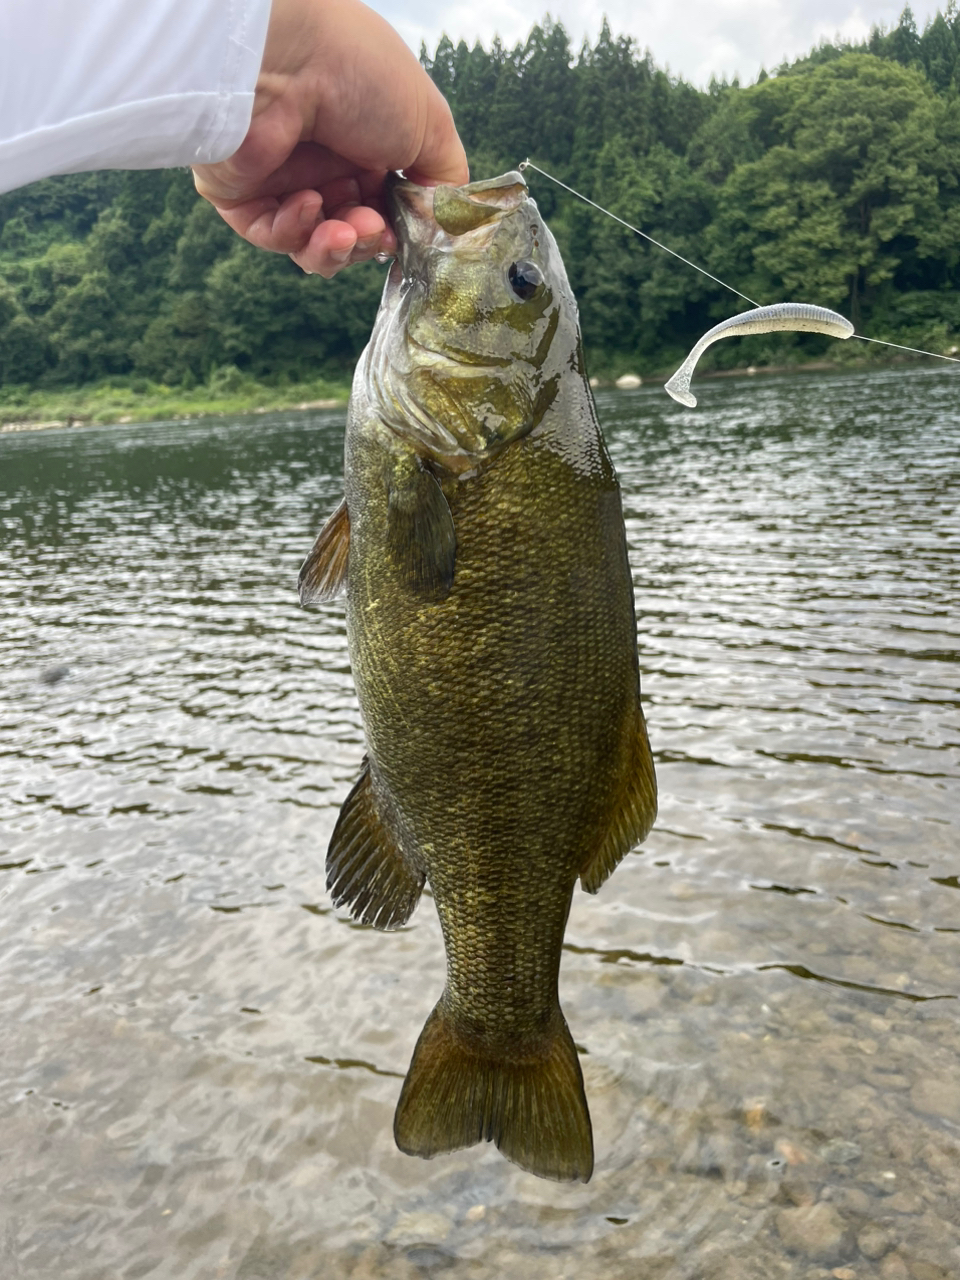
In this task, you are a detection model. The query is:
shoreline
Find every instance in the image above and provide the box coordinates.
[588,359,837,391]
[0,396,346,435]
[0,380,350,433]
[2,353,951,435]
[589,350,952,390]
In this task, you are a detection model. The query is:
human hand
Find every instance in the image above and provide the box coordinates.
[192,0,468,277]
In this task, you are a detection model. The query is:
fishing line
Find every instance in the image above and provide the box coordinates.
[850,334,960,362]
[519,159,960,368]
[519,160,759,307]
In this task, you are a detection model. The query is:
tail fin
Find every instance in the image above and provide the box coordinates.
[393,1001,593,1182]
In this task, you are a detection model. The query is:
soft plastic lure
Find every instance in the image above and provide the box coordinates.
[519,161,960,378]
[664,303,855,407]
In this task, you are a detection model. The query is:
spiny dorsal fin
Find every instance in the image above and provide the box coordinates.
[327,761,424,930]
[580,706,657,894]
[299,498,350,605]
[386,457,456,602]
[394,1001,593,1182]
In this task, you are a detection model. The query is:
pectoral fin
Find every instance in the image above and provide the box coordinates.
[580,706,658,894]
[386,454,456,601]
[299,498,350,604]
[327,760,425,929]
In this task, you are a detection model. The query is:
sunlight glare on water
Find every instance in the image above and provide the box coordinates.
[0,367,958,1279]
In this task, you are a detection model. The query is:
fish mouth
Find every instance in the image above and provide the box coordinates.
[386,170,528,255]
[385,172,435,251]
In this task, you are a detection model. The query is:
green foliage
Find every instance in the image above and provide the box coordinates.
[0,372,349,427]
[2,10,960,396]
[701,55,960,330]
[0,168,389,391]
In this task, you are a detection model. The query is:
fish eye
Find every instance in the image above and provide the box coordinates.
[508,261,543,302]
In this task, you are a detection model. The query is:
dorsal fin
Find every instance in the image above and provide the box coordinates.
[299,498,350,605]
[580,706,657,894]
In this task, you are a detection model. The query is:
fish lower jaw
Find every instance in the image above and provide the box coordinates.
[410,346,506,377]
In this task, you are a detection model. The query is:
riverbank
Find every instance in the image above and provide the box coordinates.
[2,348,954,433]
[0,374,351,433]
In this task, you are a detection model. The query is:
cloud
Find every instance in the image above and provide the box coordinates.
[376,0,944,86]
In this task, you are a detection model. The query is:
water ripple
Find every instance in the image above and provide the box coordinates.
[1,379,958,1275]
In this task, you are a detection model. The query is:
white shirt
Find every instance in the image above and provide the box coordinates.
[0,0,273,194]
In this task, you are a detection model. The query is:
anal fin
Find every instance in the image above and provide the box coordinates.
[327,760,424,929]
[386,454,456,601]
[299,498,350,605]
[580,706,657,894]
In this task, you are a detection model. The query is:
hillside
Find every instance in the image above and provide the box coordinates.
[1,5,958,418]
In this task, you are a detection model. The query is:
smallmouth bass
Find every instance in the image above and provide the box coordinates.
[300,171,657,1182]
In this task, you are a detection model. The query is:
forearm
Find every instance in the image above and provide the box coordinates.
[0,0,467,277]
[0,0,272,194]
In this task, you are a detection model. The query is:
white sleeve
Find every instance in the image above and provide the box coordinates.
[0,0,273,194]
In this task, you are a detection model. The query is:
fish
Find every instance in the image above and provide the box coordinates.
[299,170,657,1182]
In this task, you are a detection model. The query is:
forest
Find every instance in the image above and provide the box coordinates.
[1,4,960,409]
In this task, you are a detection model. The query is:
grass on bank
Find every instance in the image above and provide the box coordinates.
[584,319,960,382]
[3,322,957,430]
[0,365,351,428]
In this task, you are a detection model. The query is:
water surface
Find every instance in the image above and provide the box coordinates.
[1,367,958,1279]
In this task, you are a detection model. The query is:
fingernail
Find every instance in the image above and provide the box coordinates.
[329,246,353,264]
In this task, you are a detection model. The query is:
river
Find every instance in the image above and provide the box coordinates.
[1,366,958,1279]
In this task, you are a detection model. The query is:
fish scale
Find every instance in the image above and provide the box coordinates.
[300,170,657,1181]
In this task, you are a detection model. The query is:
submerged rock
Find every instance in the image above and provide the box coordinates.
[39,664,70,685]
[819,1138,862,1166]
[857,1223,893,1260]
[385,1213,452,1247]
[775,1202,853,1262]
[911,1076,960,1123]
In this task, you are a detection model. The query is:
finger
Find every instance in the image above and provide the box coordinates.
[266,190,324,253]
[292,219,357,278]
[195,142,366,206]
[313,175,362,215]
[292,208,394,277]
[356,168,391,206]
[402,82,469,188]
[214,189,323,254]
[334,205,395,259]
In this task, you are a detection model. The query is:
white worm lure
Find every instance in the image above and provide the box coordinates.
[664,303,855,407]
[520,161,960,378]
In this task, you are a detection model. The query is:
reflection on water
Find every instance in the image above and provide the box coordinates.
[1,368,958,1280]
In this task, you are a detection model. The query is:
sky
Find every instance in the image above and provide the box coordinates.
[375,0,948,88]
